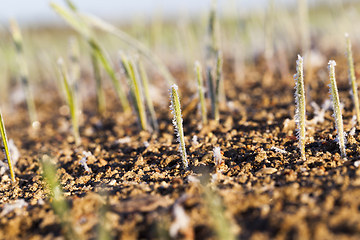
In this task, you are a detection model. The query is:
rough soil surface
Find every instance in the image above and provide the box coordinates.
[1,54,360,240]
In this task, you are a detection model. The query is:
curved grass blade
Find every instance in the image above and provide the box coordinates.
[50,3,130,112]
[78,13,176,86]
[0,108,15,182]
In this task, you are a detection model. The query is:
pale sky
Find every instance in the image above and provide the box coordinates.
[0,0,291,27]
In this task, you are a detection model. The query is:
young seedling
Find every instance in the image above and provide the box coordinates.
[328,60,347,158]
[120,52,147,131]
[138,57,159,133]
[194,61,208,125]
[214,51,223,122]
[9,18,38,126]
[90,49,106,114]
[169,84,188,169]
[345,33,360,125]
[62,0,176,86]
[51,3,130,112]
[294,55,306,161]
[57,58,81,146]
[0,108,15,182]
[41,155,80,240]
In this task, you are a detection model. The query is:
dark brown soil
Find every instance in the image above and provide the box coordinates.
[1,53,360,240]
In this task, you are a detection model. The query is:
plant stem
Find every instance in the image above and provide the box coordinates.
[138,57,159,133]
[91,50,106,114]
[328,60,347,158]
[294,55,306,161]
[345,33,360,125]
[170,84,188,169]
[0,108,15,182]
[214,51,223,123]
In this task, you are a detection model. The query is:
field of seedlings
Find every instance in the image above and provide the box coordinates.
[2,0,360,239]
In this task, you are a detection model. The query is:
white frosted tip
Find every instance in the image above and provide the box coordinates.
[171,84,178,90]
[345,32,349,38]
[328,60,336,67]
[297,54,303,60]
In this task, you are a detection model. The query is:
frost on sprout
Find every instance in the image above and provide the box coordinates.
[270,146,288,154]
[79,151,92,173]
[213,146,222,166]
[328,60,347,158]
[0,199,28,217]
[169,84,188,169]
[294,54,306,161]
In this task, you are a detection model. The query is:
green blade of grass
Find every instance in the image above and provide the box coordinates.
[78,12,176,86]
[57,58,81,146]
[170,84,188,169]
[50,3,130,112]
[9,18,38,125]
[120,52,147,131]
[0,108,15,182]
[138,57,159,133]
[68,36,82,114]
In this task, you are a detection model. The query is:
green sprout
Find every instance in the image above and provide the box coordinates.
[50,3,130,113]
[138,57,159,133]
[0,108,15,182]
[345,33,360,125]
[294,55,306,161]
[57,58,81,146]
[120,52,147,131]
[195,61,207,125]
[41,155,80,240]
[328,60,347,158]
[9,18,38,126]
[169,84,188,169]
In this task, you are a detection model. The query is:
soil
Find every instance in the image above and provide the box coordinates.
[1,53,360,240]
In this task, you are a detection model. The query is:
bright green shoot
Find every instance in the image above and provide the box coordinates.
[328,60,347,158]
[294,55,306,161]
[170,85,188,169]
[120,52,147,131]
[345,33,360,125]
[138,57,159,133]
[51,3,130,112]
[57,58,81,146]
[42,155,81,240]
[0,108,15,182]
[195,61,207,125]
[9,18,38,126]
